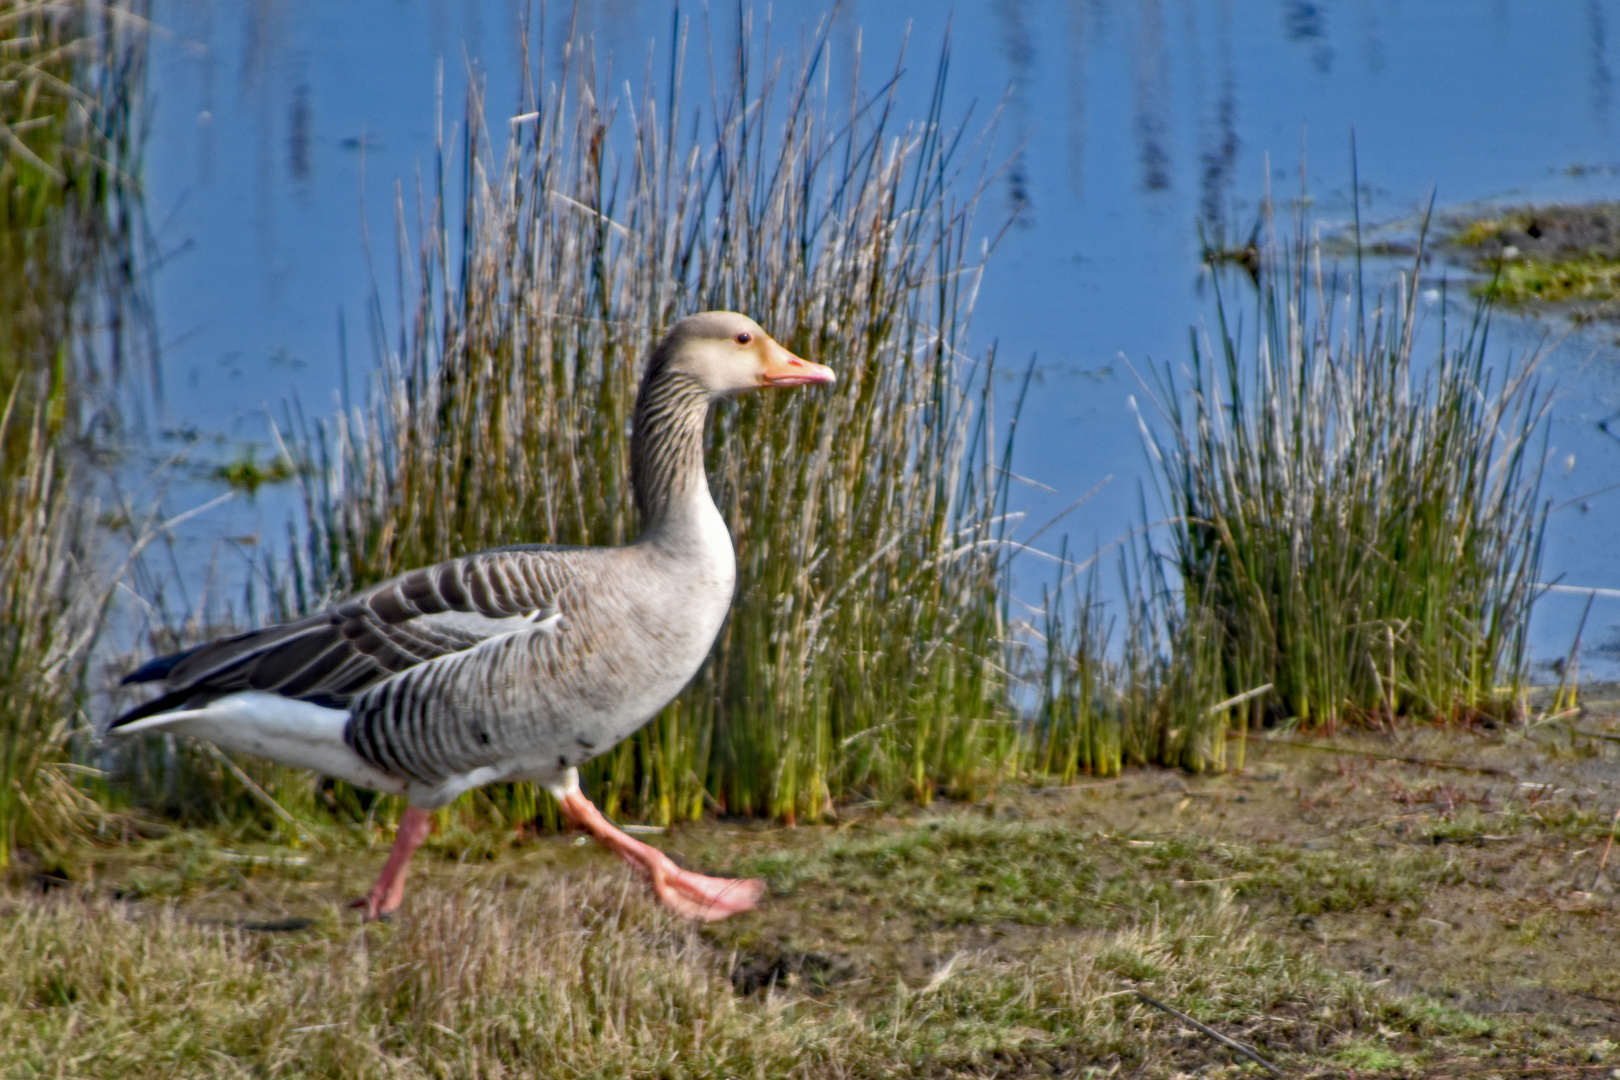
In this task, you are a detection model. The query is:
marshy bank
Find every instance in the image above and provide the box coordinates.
[1448,201,1620,313]
[6,704,1619,1077]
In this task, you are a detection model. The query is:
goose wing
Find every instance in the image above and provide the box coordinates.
[113,546,583,727]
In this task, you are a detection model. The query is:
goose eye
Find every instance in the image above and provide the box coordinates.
[734,332,752,345]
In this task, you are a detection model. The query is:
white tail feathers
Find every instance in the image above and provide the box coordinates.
[107,691,407,796]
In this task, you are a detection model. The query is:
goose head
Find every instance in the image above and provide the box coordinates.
[653,311,835,397]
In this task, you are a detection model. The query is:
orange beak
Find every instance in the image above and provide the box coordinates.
[760,338,836,387]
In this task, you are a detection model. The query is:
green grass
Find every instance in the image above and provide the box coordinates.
[1477,254,1620,304]
[214,446,295,495]
[1450,216,1510,248]
[23,722,1620,1075]
[1136,200,1548,733]
[739,813,1459,925]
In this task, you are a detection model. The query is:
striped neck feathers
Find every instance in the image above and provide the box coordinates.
[630,366,713,528]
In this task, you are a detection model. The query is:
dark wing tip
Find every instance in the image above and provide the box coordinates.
[120,644,207,686]
[108,689,197,730]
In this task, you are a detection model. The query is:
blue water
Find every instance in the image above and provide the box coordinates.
[139,0,1620,678]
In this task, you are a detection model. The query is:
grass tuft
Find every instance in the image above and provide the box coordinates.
[1138,196,1549,735]
[0,386,108,868]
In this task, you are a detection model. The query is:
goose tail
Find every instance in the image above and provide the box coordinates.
[104,691,407,796]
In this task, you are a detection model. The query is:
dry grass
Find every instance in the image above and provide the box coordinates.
[0,832,1477,1078]
[22,712,1620,1075]
[25,703,1620,1080]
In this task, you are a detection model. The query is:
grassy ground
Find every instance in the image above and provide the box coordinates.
[8,693,1620,1078]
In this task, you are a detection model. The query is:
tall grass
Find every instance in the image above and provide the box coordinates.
[1027,537,1241,782]
[0,0,148,867]
[0,385,109,867]
[284,21,1013,825]
[1139,197,1548,735]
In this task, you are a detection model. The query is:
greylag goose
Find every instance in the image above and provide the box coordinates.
[109,311,834,922]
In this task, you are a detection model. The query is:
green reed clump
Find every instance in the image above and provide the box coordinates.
[1029,561,1120,784]
[1142,200,1548,733]
[286,22,1011,825]
[0,1,147,867]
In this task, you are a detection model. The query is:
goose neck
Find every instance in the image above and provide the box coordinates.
[631,371,714,531]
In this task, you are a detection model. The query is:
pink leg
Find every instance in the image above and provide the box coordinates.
[557,788,764,922]
[351,806,433,921]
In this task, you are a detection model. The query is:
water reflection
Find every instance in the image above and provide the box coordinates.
[238,0,275,95]
[288,83,311,182]
[1283,0,1332,74]
[1591,0,1613,122]
[191,1,216,182]
[1197,0,1239,235]
[1134,0,1171,192]
[1356,0,1383,74]
[1064,1,1093,197]
[995,0,1036,222]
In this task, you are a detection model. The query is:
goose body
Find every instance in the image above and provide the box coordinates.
[109,312,833,921]
[114,539,731,806]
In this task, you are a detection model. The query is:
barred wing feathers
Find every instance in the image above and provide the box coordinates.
[113,546,585,727]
